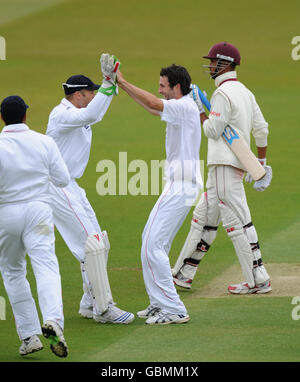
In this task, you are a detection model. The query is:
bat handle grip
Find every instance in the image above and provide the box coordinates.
[197,88,211,111]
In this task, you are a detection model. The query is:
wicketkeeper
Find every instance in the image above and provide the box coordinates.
[46,54,134,323]
[172,42,273,294]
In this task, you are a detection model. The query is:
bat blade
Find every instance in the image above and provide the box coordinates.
[222,126,266,181]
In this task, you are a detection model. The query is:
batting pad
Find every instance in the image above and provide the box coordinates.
[84,233,113,314]
[219,203,255,288]
[172,192,208,276]
[101,230,110,265]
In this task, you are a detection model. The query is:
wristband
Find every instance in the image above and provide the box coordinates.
[258,158,266,166]
[99,84,117,96]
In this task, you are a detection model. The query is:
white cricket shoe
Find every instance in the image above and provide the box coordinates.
[173,272,192,289]
[137,305,161,319]
[42,320,68,358]
[78,306,93,318]
[94,304,135,324]
[19,335,43,356]
[228,280,272,295]
[145,310,190,325]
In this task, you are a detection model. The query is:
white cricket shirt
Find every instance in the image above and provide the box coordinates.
[46,91,113,179]
[160,95,203,188]
[0,123,70,205]
[203,71,269,170]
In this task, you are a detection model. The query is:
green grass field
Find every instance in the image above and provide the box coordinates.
[0,0,300,365]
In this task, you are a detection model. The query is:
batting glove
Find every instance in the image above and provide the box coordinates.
[189,84,205,114]
[253,165,272,192]
[244,173,253,183]
[99,53,121,96]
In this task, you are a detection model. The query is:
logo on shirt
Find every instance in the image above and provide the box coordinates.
[209,111,221,117]
[84,125,91,130]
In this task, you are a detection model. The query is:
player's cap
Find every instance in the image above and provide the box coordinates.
[0,95,29,125]
[62,75,100,95]
[203,42,241,65]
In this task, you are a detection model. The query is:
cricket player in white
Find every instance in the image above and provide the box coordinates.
[117,64,202,325]
[0,96,70,357]
[46,54,134,324]
[172,42,273,294]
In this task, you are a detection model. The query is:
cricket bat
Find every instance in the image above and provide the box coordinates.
[197,87,266,181]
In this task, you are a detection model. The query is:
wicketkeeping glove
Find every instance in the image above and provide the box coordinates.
[189,84,205,114]
[99,53,121,96]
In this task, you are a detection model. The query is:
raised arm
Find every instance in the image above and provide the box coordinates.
[117,70,163,116]
[51,54,120,129]
[52,92,113,129]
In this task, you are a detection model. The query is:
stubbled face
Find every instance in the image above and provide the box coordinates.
[76,89,95,108]
[208,58,232,79]
[158,76,177,100]
[209,58,219,78]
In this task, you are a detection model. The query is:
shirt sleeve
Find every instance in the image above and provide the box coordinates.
[54,91,113,129]
[48,137,70,187]
[202,91,231,139]
[159,98,184,125]
[251,94,269,147]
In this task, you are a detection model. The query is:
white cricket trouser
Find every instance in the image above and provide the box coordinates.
[49,180,101,261]
[205,165,252,226]
[0,201,64,340]
[204,165,265,281]
[48,180,102,309]
[141,181,200,315]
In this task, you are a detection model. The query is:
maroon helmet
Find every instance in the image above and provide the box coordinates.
[203,42,241,65]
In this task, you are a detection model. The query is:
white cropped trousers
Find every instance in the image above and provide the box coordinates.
[0,201,64,340]
[141,181,200,315]
[48,180,102,310]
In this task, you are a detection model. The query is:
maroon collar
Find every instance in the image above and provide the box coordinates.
[219,78,238,87]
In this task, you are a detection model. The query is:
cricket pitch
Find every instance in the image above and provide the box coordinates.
[193,263,300,298]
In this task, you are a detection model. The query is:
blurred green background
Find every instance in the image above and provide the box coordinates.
[0,0,299,362]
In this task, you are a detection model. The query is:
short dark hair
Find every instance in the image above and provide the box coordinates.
[160,64,191,96]
[0,95,28,125]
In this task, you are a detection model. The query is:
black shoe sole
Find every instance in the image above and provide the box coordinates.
[42,324,68,358]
